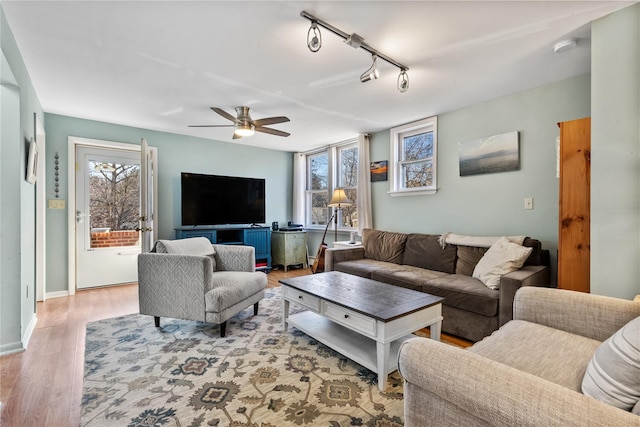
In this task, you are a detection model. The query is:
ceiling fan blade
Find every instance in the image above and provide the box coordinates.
[211,107,239,123]
[253,116,290,127]
[188,124,234,128]
[255,126,290,137]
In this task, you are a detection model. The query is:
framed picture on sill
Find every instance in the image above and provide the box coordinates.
[26,138,38,184]
[370,160,388,182]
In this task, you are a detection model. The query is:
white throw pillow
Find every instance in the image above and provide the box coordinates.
[155,237,216,270]
[472,236,532,290]
[582,316,640,411]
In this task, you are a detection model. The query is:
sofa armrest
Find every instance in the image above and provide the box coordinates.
[514,287,640,341]
[498,265,550,327]
[324,247,365,271]
[138,253,212,322]
[398,337,638,427]
[212,244,255,272]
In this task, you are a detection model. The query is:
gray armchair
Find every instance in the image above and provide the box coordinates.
[138,237,267,337]
[398,287,640,426]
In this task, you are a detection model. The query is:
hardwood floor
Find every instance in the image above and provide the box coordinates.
[0,266,470,427]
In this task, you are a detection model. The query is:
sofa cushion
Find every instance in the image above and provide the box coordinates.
[470,320,602,392]
[455,245,488,276]
[581,316,640,411]
[204,271,266,312]
[371,265,448,291]
[362,228,407,264]
[403,233,457,273]
[423,274,499,317]
[472,237,532,290]
[333,259,397,279]
[155,238,216,270]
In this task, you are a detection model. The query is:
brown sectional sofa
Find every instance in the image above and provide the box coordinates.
[324,228,550,342]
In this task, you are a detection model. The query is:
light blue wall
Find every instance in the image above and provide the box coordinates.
[369,74,591,285]
[1,5,44,354]
[591,3,640,299]
[44,113,294,293]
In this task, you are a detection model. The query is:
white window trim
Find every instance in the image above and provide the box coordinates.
[304,139,359,231]
[389,116,438,197]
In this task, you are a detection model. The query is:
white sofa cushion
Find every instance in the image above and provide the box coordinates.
[582,316,640,411]
[472,236,532,290]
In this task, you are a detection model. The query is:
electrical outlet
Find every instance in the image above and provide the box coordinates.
[524,197,533,210]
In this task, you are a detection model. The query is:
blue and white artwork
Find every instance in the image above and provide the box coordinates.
[459,131,519,177]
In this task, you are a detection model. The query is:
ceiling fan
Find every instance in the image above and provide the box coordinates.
[189,106,290,139]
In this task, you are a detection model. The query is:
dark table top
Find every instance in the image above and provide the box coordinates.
[279,271,444,322]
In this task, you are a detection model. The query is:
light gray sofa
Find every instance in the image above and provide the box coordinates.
[138,237,267,337]
[325,229,550,342]
[398,287,640,426]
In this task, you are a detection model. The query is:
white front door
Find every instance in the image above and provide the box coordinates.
[140,138,158,252]
[75,146,141,289]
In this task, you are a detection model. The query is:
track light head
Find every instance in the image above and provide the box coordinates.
[360,55,379,83]
[397,69,409,93]
[307,21,322,52]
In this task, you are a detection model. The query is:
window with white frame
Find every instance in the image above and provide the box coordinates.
[306,141,359,229]
[389,116,437,196]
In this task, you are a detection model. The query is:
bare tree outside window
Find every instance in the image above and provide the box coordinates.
[308,153,329,225]
[402,131,434,188]
[89,161,140,232]
[339,146,358,228]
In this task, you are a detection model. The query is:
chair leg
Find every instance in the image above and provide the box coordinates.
[154,316,160,327]
[254,301,259,315]
[220,321,227,338]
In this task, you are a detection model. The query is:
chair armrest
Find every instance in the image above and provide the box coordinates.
[514,287,640,341]
[324,247,365,271]
[398,337,638,427]
[212,244,255,272]
[137,253,212,322]
[498,265,550,327]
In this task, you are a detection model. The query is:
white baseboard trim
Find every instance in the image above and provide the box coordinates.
[46,290,70,299]
[0,341,25,357]
[22,314,38,349]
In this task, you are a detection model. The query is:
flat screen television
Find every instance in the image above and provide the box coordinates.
[181,172,266,226]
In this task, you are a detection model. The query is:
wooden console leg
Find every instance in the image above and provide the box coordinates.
[154,316,160,328]
[254,302,259,315]
[220,321,227,338]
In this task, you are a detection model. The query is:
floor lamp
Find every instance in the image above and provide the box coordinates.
[328,188,352,242]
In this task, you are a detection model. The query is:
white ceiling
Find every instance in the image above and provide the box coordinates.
[2,1,635,152]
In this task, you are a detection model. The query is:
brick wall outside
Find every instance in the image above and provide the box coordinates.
[91,230,140,248]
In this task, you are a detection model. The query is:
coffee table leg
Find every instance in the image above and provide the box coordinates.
[282,298,290,331]
[430,319,442,341]
[376,341,390,391]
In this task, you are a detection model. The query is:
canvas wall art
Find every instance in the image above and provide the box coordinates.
[370,160,388,182]
[459,131,519,177]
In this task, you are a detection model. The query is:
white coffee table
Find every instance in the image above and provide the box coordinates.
[279,271,444,391]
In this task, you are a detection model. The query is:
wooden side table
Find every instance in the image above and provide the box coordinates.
[271,231,308,272]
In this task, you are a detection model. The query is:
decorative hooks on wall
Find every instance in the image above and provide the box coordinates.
[301,10,410,93]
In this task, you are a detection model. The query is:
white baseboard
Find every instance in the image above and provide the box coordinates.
[0,341,24,357]
[45,290,69,299]
[22,314,38,349]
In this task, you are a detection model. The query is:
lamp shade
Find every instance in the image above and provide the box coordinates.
[328,188,352,208]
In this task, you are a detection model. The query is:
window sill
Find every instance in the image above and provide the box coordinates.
[388,188,438,197]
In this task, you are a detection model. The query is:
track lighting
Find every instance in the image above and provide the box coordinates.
[360,55,379,83]
[397,69,409,93]
[307,21,322,52]
[301,10,410,93]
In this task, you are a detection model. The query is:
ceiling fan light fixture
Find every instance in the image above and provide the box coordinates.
[307,21,322,52]
[234,122,255,137]
[360,55,379,83]
[397,69,409,93]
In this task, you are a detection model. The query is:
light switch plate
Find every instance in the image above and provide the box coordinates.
[524,197,533,210]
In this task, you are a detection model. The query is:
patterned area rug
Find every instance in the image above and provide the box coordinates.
[81,288,405,427]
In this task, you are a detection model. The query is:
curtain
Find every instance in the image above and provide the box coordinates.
[357,134,372,235]
[292,152,306,225]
